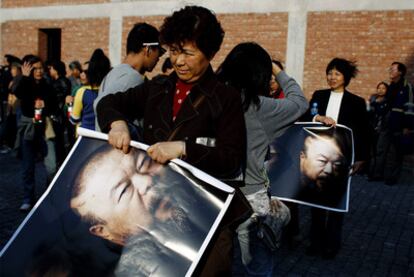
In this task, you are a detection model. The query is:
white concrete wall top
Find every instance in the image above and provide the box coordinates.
[0,0,413,22]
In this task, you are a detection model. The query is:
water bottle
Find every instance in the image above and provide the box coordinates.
[34,108,43,124]
[67,103,73,119]
[310,102,318,116]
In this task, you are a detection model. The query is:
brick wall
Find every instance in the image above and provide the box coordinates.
[1,0,108,8]
[1,9,413,100]
[123,13,288,78]
[1,18,110,69]
[304,10,414,100]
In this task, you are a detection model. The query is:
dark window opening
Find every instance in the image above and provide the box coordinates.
[38,28,61,62]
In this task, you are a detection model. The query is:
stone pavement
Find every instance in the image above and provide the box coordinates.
[1,150,413,276]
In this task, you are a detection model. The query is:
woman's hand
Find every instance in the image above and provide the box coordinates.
[147,141,186,164]
[65,95,74,105]
[315,115,336,127]
[271,61,282,76]
[21,62,33,77]
[108,120,131,154]
[34,99,45,109]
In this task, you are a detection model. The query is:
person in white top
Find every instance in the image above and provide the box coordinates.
[303,57,371,259]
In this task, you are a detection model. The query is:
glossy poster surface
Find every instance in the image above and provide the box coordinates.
[0,128,234,277]
[268,123,354,212]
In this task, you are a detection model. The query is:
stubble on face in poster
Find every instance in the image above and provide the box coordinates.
[268,123,354,212]
[0,129,233,277]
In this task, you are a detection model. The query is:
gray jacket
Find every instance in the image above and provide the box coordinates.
[242,71,308,194]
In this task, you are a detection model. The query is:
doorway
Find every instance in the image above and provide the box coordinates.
[38,28,61,62]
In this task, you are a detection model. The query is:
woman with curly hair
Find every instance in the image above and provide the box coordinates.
[97,6,251,275]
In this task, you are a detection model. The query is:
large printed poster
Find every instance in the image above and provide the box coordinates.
[268,123,354,212]
[0,128,235,277]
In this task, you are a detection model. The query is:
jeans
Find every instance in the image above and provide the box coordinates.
[233,216,274,277]
[44,139,56,180]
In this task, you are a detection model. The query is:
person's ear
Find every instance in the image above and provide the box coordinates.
[89,224,111,239]
[300,151,306,165]
[145,46,152,57]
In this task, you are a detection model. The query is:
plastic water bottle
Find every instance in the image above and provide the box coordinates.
[67,103,73,119]
[310,102,318,116]
[34,108,43,124]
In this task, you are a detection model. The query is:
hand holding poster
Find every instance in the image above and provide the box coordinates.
[268,123,354,212]
[0,128,235,276]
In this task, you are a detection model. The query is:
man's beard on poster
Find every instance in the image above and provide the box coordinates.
[140,169,191,237]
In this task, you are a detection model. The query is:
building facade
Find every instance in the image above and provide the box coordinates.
[1,0,413,99]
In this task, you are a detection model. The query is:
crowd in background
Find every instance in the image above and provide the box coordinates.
[0,5,413,276]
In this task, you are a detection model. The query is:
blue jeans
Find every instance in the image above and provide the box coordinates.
[233,216,274,277]
[44,139,56,179]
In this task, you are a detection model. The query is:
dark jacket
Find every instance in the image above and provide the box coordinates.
[302,89,371,161]
[52,76,71,112]
[97,66,247,180]
[13,75,56,118]
[98,66,252,276]
[386,78,414,132]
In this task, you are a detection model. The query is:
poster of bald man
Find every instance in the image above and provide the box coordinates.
[0,128,235,277]
[268,123,354,212]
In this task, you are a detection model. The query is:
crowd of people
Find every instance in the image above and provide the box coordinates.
[0,4,413,276]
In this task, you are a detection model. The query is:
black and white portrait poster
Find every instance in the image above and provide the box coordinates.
[0,128,235,277]
[268,123,354,212]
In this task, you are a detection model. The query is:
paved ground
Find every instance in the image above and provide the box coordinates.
[1,150,413,276]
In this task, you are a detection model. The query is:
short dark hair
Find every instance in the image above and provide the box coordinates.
[217,42,272,111]
[69,60,82,71]
[4,54,21,66]
[22,54,41,66]
[87,48,111,87]
[304,127,352,168]
[391,61,406,77]
[376,81,389,90]
[161,58,173,73]
[326,58,358,87]
[127,23,160,55]
[50,60,67,77]
[160,5,224,59]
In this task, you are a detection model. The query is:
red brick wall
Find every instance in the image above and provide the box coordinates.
[122,13,288,78]
[1,18,110,70]
[2,9,412,98]
[304,10,414,100]
[1,0,108,8]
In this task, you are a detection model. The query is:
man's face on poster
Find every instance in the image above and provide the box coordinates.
[71,148,177,245]
[300,135,345,190]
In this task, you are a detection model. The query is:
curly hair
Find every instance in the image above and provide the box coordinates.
[159,5,224,59]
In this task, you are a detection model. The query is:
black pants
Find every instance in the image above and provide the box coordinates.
[310,208,344,253]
